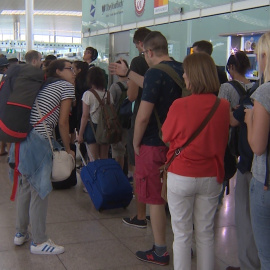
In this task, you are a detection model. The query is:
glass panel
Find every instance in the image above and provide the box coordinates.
[127,6,269,66]
[168,0,243,14]
[82,34,110,72]
[49,36,55,42]
[73,37,81,44]
[56,36,72,43]
[2,34,13,40]
[34,35,49,42]
[82,5,269,82]
[82,0,251,30]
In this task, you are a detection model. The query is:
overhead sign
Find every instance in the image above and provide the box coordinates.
[102,0,124,17]
[134,0,146,16]
[90,4,96,17]
[154,0,168,15]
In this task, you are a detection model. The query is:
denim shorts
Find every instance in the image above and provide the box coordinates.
[83,122,97,144]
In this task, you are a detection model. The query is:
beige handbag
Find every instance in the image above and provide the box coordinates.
[36,101,75,182]
[51,149,75,182]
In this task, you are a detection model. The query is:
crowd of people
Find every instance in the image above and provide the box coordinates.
[0,29,269,270]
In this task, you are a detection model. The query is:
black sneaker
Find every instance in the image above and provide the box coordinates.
[136,246,170,266]
[122,215,147,228]
[146,215,150,222]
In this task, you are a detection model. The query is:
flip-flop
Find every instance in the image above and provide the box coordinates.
[0,151,8,156]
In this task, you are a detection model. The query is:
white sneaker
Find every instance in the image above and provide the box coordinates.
[30,239,65,255]
[14,232,30,246]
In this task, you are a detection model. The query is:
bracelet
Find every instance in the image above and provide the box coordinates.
[125,68,131,78]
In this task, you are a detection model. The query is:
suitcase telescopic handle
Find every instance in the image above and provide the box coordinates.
[74,129,95,164]
[74,141,87,166]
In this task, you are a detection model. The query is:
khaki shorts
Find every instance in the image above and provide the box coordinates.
[111,128,128,158]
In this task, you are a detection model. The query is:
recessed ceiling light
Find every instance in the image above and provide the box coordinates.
[0,10,82,16]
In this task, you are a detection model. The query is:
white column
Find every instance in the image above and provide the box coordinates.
[25,0,34,51]
[14,21,20,40]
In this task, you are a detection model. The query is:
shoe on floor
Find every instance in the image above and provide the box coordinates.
[226,267,240,270]
[136,245,169,266]
[30,239,64,255]
[146,215,150,222]
[14,232,30,246]
[122,215,147,228]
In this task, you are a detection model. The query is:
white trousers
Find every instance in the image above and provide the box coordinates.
[167,172,222,270]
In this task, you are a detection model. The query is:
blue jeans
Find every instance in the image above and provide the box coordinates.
[250,177,270,270]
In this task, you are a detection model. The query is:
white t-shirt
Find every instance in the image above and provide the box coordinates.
[82,89,114,124]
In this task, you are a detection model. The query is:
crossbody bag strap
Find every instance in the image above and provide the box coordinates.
[165,97,221,170]
[35,100,54,153]
[33,105,59,127]
[152,63,185,90]
[154,109,162,131]
[153,63,186,134]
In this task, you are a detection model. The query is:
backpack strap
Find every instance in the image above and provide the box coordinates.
[88,89,114,141]
[89,89,104,105]
[116,82,127,92]
[247,80,260,97]
[152,63,185,91]
[116,82,128,112]
[228,80,246,98]
[88,89,104,141]
[106,90,111,105]
[90,89,111,105]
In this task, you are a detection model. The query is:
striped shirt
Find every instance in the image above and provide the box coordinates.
[30,80,75,138]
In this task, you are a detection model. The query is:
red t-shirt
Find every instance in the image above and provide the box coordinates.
[162,94,230,183]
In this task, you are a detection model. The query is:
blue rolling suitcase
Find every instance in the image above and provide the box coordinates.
[77,143,133,211]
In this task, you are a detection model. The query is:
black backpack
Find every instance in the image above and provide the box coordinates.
[228,80,256,157]
[223,80,257,194]
[0,64,44,142]
[116,82,132,129]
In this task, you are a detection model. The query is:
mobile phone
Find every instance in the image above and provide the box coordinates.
[244,104,253,109]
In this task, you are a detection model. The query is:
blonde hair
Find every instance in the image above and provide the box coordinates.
[183,53,220,94]
[256,32,270,83]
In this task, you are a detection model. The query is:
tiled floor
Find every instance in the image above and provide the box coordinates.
[0,154,239,270]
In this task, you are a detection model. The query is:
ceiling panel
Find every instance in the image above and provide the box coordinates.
[0,0,82,37]
[0,0,81,11]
